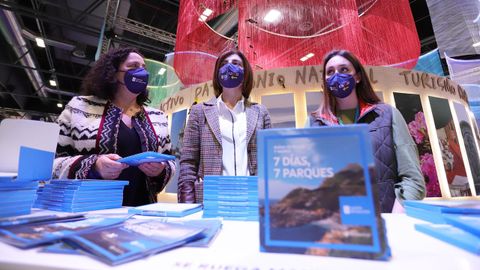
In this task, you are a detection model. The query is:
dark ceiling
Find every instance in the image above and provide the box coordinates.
[0,0,436,119]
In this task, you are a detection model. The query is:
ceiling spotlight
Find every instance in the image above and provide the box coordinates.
[57,103,63,108]
[158,68,166,75]
[35,37,45,48]
[72,44,87,58]
[300,53,315,62]
[202,8,213,16]
[49,79,57,87]
[264,9,282,23]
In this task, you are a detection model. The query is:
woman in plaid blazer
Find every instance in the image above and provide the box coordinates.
[178,50,271,203]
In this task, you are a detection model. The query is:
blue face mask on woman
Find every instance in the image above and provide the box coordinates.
[120,67,149,94]
[218,63,244,88]
[326,73,356,99]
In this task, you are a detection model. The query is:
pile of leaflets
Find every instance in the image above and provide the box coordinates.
[35,180,128,212]
[128,202,203,217]
[0,180,38,218]
[0,214,126,248]
[63,219,206,265]
[405,199,480,255]
[0,213,218,265]
[202,176,259,221]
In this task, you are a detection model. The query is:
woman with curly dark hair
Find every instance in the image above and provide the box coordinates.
[53,47,175,206]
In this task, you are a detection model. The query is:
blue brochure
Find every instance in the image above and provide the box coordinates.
[203,176,259,221]
[415,223,480,255]
[0,213,85,227]
[404,200,480,214]
[443,214,480,237]
[257,125,390,260]
[0,217,127,248]
[117,151,175,166]
[17,146,55,181]
[166,218,223,247]
[405,205,447,224]
[128,203,203,217]
[64,219,205,265]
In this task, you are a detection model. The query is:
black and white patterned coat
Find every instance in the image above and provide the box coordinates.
[53,95,175,202]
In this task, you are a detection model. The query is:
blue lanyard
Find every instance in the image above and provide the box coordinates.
[337,106,360,125]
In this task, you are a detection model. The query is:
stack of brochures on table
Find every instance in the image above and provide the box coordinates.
[405,199,480,255]
[35,179,128,212]
[0,180,39,218]
[63,219,206,265]
[40,218,223,256]
[202,176,259,221]
[0,215,127,248]
[128,202,202,217]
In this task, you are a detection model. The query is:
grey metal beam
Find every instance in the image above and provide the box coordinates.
[0,1,101,36]
[116,16,176,46]
[74,0,104,24]
[98,0,121,55]
[0,61,84,81]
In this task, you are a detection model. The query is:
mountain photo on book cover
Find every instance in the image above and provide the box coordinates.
[260,129,383,258]
[263,164,374,254]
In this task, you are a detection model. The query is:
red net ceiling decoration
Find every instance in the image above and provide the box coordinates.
[174,0,237,86]
[238,0,421,70]
[175,0,420,85]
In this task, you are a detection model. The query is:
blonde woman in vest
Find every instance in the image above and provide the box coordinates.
[307,50,425,212]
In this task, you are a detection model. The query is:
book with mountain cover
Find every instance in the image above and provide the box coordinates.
[0,216,127,248]
[63,219,205,265]
[257,125,391,260]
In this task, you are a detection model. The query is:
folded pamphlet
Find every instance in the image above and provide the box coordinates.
[128,203,202,217]
[117,152,175,166]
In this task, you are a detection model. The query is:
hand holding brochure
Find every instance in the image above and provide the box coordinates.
[117,151,175,166]
[128,202,203,217]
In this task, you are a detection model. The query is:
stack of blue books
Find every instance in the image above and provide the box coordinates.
[405,199,480,254]
[128,202,203,217]
[202,176,259,221]
[0,180,38,218]
[35,180,128,212]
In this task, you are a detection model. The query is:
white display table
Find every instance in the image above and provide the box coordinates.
[0,209,478,270]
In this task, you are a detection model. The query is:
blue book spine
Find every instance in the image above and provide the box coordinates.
[415,223,480,254]
[443,214,480,237]
[404,205,446,224]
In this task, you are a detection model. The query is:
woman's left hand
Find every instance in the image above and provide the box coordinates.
[138,162,166,177]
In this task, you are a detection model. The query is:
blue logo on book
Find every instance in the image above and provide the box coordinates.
[339,196,375,226]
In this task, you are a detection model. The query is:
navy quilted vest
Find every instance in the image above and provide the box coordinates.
[310,103,397,212]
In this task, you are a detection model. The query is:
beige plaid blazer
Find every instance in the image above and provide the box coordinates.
[178,97,271,203]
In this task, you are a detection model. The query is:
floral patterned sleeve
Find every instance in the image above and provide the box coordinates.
[392,107,426,203]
